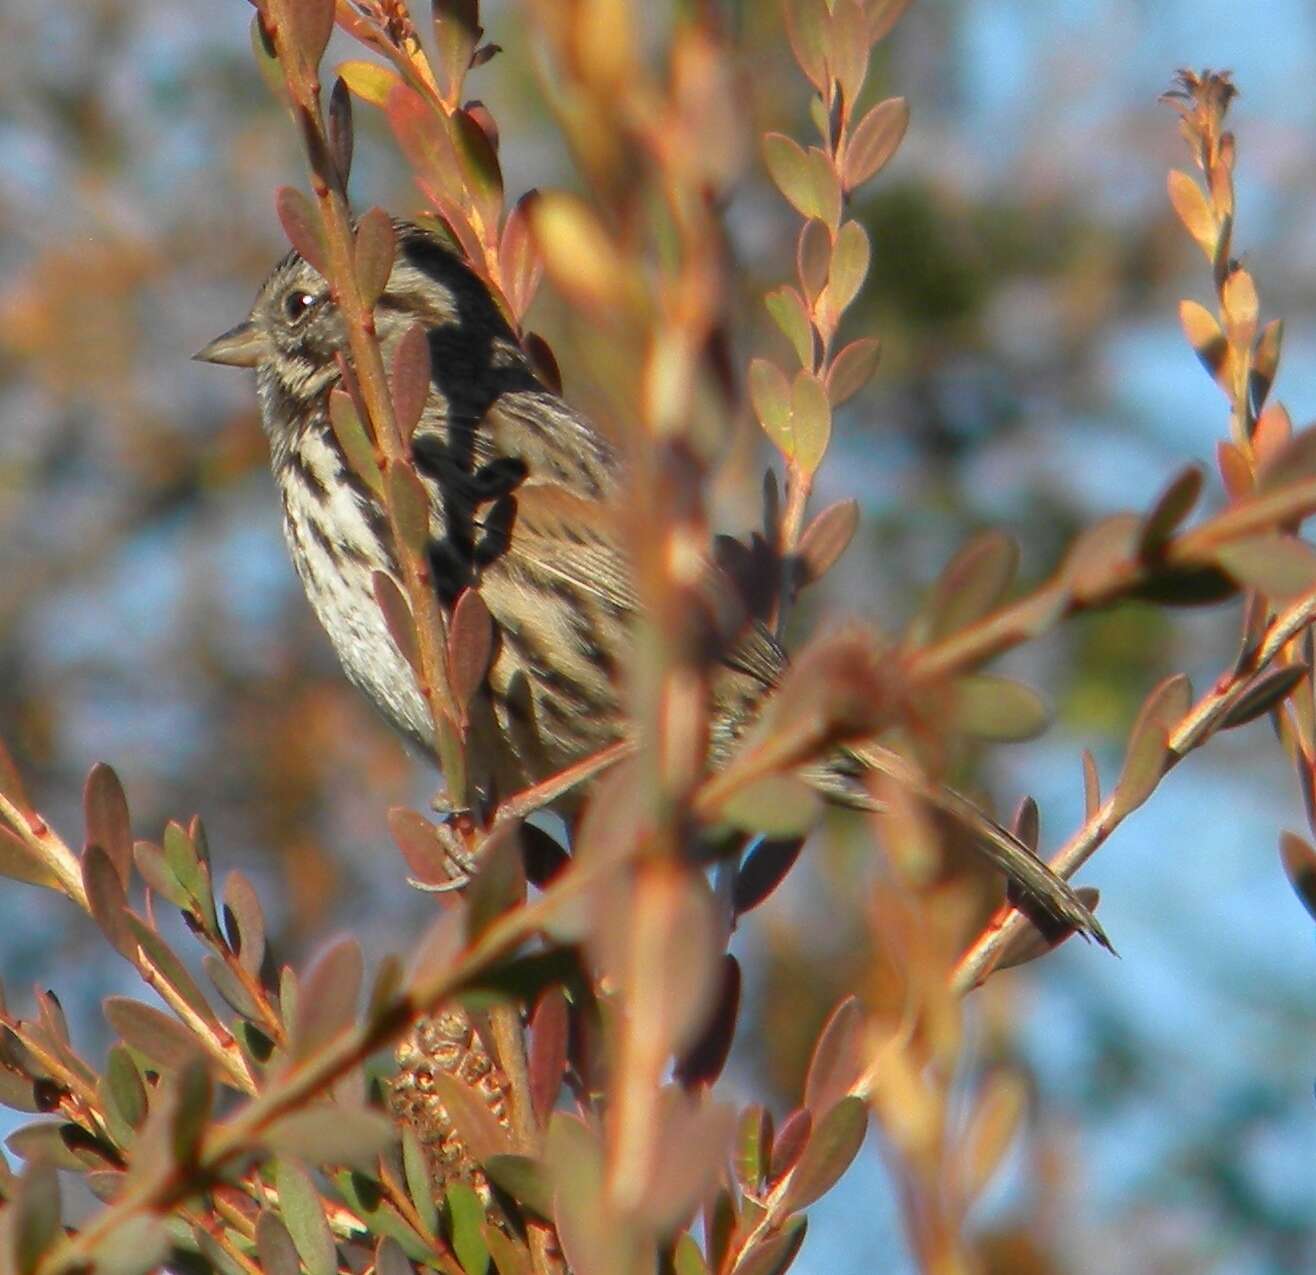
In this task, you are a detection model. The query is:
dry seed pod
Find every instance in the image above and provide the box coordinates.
[389,1006,511,1203]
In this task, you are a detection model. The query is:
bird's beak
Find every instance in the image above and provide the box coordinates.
[193,320,270,368]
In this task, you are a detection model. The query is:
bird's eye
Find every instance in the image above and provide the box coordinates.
[283,291,319,322]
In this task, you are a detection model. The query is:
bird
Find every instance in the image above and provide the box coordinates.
[195,219,1105,946]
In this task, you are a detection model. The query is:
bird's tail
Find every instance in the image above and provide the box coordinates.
[814,741,1111,952]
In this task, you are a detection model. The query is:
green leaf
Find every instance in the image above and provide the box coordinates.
[264,1105,395,1168]
[104,999,203,1072]
[401,1125,438,1236]
[328,390,384,497]
[748,358,793,455]
[779,1095,867,1212]
[762,133,819,220]
[765,286,815,369]
[789,370,832,475]
[1217,535,1316,599]
[453,107,504,236]
[952,675,1050,742]
[447,1181,490,1275]
[484,1153,554,1219]
[13,1161,60,1275]
[673,1234,711,1275]
[822,221,869,320]
[274,1159,337,1275]
[385,459,433,557]
[719,776,822,838]
[0,824,59,892]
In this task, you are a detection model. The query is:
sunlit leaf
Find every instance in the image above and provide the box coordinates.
[780,1095,866,1212]
[765,286,814,369]
[1167,169,1215,258]
[447,1181,490,1275]
[843,96,908,192]
[803,996,864,1116]
[337,58,402,108]
[958,1069,1027,1201]
[529,192,627,313]
[1179,299,1230,390]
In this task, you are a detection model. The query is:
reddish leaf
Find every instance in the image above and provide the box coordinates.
[328,76,354,188]
[372,571,418,673]
[387,807,451,888]
[390,322,431,440]
[796,498,859,586]
[275,186,326,275]
[843,97,908,192]
[1137,463,1205,559]
[453,106,504,237]
[448,588,493,709]
[825,336,881,406]
[83,763,131,888]
[767,1107,811,1185]
[294,937,363,1058]
[796,218,830,304]
[222,870,267,977]
[82,847,135,962]
[803,996,864,1116]
[996,887,1101,972]
[103,999,203,1071]
[328,389,383,497]
[433,0,481,101]
[779,1095,867,1212]
[1222,663,1309,729]
[381,460,431,555]
[529,987,569,1126]
[1280,831,1316,923]
[431,1071,513,1162]
[283,0,334,67]
[466,822,526,940]
[354,207,396,307]
[500,190,543,320]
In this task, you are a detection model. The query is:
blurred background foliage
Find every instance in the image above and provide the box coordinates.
[1,1,1314,1271]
